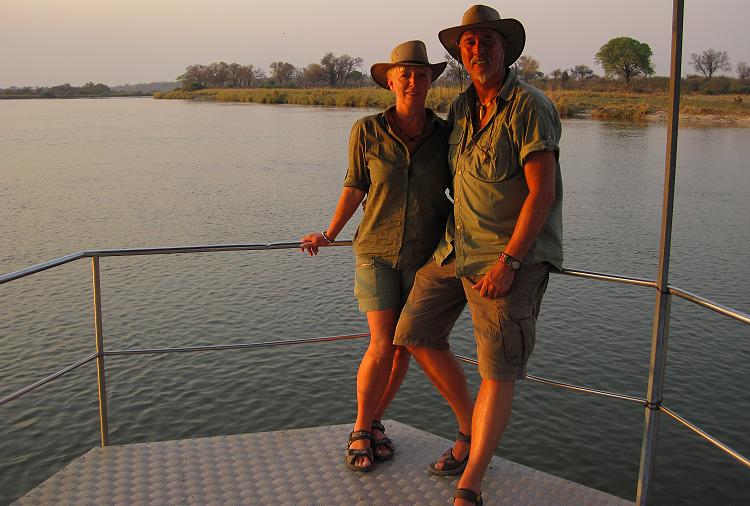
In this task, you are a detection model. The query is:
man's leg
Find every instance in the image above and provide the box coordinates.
[455,379,515,504]
[394,259,474,468]
[454,263,550,501]
[407,346,474,465]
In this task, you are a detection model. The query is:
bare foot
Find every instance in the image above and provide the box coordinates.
[348,437,372,468]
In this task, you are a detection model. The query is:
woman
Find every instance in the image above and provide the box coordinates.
[300,40,451,471]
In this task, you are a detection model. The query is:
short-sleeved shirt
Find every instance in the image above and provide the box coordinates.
[343,107,452,270]
[433,70,564,276]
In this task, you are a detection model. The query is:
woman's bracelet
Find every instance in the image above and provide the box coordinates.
[321,231,334,244]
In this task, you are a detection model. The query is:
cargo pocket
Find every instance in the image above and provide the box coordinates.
[353,258,376,300]
[500,303,536,366]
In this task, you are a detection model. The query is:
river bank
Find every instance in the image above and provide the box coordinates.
[155,87,750,124]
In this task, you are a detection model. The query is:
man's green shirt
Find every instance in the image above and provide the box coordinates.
[344,107,452,270]
[434,70,564,276]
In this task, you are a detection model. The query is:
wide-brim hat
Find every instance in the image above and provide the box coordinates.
[370,40,447,90]
[438,5,525,67]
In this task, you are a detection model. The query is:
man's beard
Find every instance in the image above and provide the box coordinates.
[470,56,498,84]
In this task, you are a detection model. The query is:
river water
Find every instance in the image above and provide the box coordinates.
[1,98,748,505]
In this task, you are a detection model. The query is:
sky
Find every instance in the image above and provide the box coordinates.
[1,0,748,87]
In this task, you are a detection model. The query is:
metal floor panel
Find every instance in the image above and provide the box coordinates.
[16,420,632,505]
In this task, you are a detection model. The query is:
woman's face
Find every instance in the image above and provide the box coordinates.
[388,66,432,109]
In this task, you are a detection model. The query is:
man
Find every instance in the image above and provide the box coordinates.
[393,5,563,505]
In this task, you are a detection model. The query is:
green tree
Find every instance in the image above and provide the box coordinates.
[320,52,363,87]
[690,49,731,80]
[269,61,298,86]
[570,64,594,81]
[300,63,327,87]
[595,37,654,84]
[513,55,543,81]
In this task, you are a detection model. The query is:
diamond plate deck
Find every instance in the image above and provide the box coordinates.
[16,420,632,505]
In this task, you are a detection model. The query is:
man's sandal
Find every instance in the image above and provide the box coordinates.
[345,430,374,472]
[428,430,471,476]
[455,488,483,505]
[371,420,395,461]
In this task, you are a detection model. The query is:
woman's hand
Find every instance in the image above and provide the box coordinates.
[299,232,330,256]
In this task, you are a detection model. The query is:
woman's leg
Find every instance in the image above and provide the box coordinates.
[349,308,400,467]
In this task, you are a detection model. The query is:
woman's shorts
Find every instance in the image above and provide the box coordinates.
[354,256,418,313]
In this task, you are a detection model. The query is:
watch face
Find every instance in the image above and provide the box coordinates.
[511,259,521,270]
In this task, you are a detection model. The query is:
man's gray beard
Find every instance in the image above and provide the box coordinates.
[475,72,489,84]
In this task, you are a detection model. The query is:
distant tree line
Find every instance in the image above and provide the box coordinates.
[0,81,181,99]
[497,37,748,95]
[0,82,140,99]
[178,53,369,90]
[177,38,747,96]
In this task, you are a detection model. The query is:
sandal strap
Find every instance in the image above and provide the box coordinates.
[347,448,373,457]
[349,430,372,443]
[456,430,471,443]
[439,447,467,467]
[372,436,394,451]
[455,488,482,505]
[371,420,385,432]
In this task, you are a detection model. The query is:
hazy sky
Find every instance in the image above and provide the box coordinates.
[1,1,748,87]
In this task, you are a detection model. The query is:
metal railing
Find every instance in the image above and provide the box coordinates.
[1,241,749,499]
[2,2,748,503]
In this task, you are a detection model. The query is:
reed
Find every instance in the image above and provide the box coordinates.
[156,87,749,120]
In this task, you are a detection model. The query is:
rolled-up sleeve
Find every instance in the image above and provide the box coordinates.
[516,99,561,165]
[343,120,370,192]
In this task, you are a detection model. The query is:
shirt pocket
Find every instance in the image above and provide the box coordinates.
[470,133,517,183]
[447,128,463,172]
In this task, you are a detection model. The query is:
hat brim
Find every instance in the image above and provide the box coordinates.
[370,61,448,90]
[438,19,525,68]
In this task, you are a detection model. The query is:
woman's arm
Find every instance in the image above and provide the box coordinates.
[300,186,366,255]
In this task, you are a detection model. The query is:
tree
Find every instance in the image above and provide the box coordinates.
[595,37,655,84]
[737,62,750,81]
[207,62,230,88]
[178,64,211,88]
[570,64,594,81]
[689,49,731,80]
[269,61,298,86]
[320,52,364,87]
[443,52,468,87]
[513,55,544,81]
[300,63,327,87]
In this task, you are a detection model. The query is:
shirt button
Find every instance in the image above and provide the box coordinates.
[456,225,463,231]
[457,170,462,175]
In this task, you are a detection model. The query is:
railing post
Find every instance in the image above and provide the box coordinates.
[636,1,684,503]
[92,256,110,446]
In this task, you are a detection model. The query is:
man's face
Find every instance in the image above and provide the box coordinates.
[459,28,505,85]
[387,66,432,107]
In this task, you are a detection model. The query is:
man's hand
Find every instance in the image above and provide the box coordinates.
[471,261,515,298]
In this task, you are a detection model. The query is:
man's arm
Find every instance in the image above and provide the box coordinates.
[472,150,556,298]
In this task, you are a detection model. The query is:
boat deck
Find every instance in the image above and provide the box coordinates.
[16,420,632,505]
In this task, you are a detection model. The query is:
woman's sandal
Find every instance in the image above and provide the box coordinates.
[345,430,374,472]
[428,430,471,476]
[455,488,483,505]
[371,420,395,461]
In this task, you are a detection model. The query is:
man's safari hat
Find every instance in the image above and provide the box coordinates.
[370,40,447,89]
[438,5,526,67]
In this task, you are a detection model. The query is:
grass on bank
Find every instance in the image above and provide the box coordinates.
[154,87,749,121]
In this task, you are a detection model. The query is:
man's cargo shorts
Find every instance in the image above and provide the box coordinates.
[393,259,550,380]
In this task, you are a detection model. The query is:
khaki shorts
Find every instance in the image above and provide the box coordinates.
[393,259,550,380]
[354,256,418,313]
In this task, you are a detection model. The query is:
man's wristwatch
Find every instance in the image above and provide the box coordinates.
[499,252,522,271]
